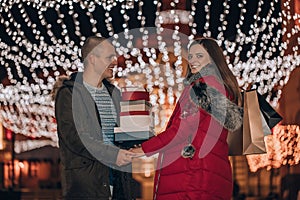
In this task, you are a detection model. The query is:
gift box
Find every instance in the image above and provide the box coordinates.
[114,131,154,142]
[120,111,153,128]
[114,126,154,144]
[121,87,149,101]
[122,91,150,101]
[114,126,153,133]
[115,87,154,143]
[120,100,152,112]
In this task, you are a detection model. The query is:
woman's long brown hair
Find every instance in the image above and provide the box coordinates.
[187,37,242,105]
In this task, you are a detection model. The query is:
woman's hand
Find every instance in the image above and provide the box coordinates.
[129,147,145,157]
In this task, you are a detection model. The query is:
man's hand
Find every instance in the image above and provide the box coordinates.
[129,147,145,157]
[116,149,137,166]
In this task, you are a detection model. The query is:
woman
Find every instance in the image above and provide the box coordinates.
[132,37,243,199]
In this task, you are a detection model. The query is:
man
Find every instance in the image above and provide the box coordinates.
[53,36,138,199]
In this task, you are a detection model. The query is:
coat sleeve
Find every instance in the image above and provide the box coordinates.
[141,93,203,156]
[142,76,243,156]
[55,87,119,165]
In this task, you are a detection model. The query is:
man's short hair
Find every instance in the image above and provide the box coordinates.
[81,36,107,62]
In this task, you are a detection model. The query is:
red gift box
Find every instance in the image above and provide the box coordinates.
[122,91,150,101]
[120,111,150,116]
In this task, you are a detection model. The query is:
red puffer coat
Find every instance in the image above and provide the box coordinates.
[142,72,243,200]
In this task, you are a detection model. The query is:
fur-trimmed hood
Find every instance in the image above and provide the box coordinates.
[51,72,120,102]
[184,65,243,132]
[51,75,70,101]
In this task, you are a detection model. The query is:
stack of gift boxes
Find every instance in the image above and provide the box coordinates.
[114,87,154,143]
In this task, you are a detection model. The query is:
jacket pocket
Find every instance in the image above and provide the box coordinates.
[65,157,94,170]
[64,162,110,199]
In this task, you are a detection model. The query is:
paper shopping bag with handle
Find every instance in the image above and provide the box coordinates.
[227,125,243,156]
[228,90,268,156]
[257,93,282,129]
[242,90,267,154]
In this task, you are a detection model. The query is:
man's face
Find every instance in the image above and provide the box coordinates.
[91,41,117,79]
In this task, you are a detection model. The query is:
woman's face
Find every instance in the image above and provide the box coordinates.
[188,43,211,74]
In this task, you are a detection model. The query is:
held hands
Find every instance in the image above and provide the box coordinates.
[129,147,145,157]
[115,147,146,167]
[116,149,134,166]
[116,149,142,167]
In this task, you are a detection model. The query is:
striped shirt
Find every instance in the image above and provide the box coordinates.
[84,81,117,144]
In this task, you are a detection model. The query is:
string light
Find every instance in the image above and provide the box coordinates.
[203,0,212,37]
[14,139,58,154]
[216,0,229,43]
[189,0,197,38]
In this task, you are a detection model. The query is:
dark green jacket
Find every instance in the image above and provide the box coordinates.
[55,72,122,199]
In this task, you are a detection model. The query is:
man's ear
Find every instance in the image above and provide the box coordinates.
[88,54,95,65]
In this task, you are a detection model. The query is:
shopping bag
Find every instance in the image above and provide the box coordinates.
[228,90,268,156]
[260,111,272,136]
[257,93,283,129]
[242,90,267,154]
[227,125,243,156]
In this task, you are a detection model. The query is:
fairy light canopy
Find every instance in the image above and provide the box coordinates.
[0,0,299,153]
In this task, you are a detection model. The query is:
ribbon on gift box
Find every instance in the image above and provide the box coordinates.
[122,91,150,101]
[121,87,146,92]
[120,111,150,116]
